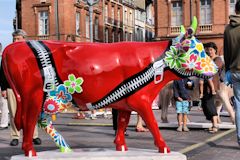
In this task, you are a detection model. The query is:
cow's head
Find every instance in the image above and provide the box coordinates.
[164,17,217,79]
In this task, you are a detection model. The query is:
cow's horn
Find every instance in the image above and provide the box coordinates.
[180,25,186,34]
[191,16,198,35]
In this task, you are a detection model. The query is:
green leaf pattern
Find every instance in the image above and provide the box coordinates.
[164,46,187,69]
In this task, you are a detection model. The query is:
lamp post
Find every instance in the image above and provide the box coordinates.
[86,0,99,42]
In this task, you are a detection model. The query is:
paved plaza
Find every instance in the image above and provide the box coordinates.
[0,107,239,160]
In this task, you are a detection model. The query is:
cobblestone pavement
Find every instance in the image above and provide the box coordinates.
[0,107,239,160]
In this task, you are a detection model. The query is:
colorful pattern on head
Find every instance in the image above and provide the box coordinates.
[164,36,217,78]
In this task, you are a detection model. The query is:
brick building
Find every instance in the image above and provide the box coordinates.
[16,0,105,42]
[16,0,155,43]
[156,0,238,55]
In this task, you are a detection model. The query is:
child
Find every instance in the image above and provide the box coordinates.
[199,42,217,99]
[173,78,193,132]
[199,78,216,98]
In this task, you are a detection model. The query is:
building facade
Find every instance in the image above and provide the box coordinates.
[134,0,146,41]
[156,0,238,54]
[16,0,105,42]
[15,0,155,43]
[145,0,155,42]
[122,0,135,41]
[103,0,123,43]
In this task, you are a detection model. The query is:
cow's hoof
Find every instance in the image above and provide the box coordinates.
[60,147,72,153]
[116,144,128,151]
[25,149,37,157]
[159,146,170,154]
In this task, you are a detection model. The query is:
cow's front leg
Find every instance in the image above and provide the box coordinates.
[129,97,170,153]
[114,110,131,151]
[39,116,72,153]
[138,106,170,153]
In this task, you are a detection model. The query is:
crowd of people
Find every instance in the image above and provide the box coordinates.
[0,0,240,150]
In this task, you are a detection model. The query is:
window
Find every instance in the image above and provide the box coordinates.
[230,0,237,15]
[105,28,108,43]
[112,6,114,24]
[112,30,115,42]
[124,9,128,24]
[125,32,128,41]
[117,8,120,26]
[86,15,89,38]
[118,31,121,42]
[200,0,212,24]
[38,11,49,35]
[171,1,182,26]
[129,10,132,26]
[105,4,108,23]
[76,12,80,35]
[94,17,99,40]
[129,33,132,41]
[146,4,154,25]
[135,28,144,41]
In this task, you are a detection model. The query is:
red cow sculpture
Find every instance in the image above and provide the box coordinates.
[2,17,217,157]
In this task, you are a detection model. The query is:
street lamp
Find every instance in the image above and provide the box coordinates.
[85,0,99,42]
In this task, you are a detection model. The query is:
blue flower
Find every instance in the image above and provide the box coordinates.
[49,85,72,104]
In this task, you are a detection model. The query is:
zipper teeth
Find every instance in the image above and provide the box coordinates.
[30,41,59,88]
[93,66,154,109]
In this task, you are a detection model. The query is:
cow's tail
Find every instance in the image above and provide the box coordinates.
[2,46,23,130]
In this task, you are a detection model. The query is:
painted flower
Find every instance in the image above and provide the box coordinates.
[200,56,215,73]
[181,54,202,72]
[195,43,204,52]
[49,85,72,104]
[164,46,187,69]
[43,98,60,114]
[190,39,196,48]
[64,74,84,94]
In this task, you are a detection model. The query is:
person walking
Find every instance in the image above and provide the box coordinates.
[224,1,240,145]
[0,29,42,146]
[0,42,9,130]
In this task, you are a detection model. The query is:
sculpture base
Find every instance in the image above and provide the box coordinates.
[11,148,187,160]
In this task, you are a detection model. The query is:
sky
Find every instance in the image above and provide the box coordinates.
[0,0,16,50]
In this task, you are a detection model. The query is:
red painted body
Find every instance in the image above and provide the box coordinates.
[3,41,180,156]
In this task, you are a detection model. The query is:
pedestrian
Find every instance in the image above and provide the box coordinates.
[224,1,240,145]
[0,42,9,130]
[0,29,42,146]
[173,78,193,132]
[205,42,235,125]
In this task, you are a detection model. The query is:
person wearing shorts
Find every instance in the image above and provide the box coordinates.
[173,78,192,132]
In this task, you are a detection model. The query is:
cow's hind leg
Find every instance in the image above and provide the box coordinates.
[39,114,72,153]
[21,90,43,157]
[114,110,131,151]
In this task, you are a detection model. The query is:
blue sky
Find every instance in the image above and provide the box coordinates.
[0,0,15,50]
